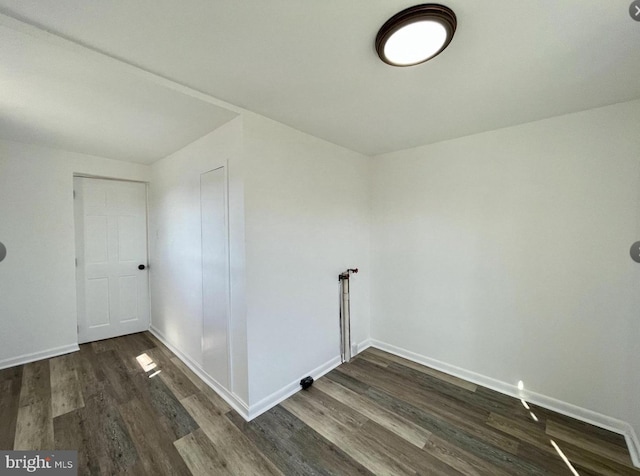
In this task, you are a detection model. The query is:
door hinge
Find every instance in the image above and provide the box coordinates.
[75,258,78,267]
[73,190,76,199]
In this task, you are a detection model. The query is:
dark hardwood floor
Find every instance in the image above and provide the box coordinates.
[0,331,637,475]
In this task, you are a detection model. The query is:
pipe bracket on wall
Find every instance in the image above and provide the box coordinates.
[339,268,358,281]
[339,268,358,363]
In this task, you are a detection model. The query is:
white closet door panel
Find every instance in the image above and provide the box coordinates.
[200,167,230,388]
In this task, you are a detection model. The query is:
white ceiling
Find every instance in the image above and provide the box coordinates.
[0,1,639,158]
[0,20,237,164]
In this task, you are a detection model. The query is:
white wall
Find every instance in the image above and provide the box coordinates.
[0,139,150,368]
[242,112,371,408]
[371,99,640,438]
[148,117,249,405]
[7,87,637,450]
[147,111,372,414]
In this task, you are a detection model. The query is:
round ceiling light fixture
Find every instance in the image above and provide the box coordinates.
[375,4,457,67]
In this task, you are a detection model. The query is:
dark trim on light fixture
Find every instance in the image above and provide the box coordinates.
[375,4,457,67]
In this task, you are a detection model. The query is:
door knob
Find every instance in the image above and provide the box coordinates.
[631,242,640,263]
[138,264,146,270]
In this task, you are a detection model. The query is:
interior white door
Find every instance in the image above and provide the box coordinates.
[200,167,230,388]
[74,177,150,344]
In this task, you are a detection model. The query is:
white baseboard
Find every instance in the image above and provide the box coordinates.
[370,339,640,469]
[247,355,342,420]
[150,326,343,422]
[149,326,250,419]
[626,425,640,468]
[356,338,372,355]
[0,343,79,370]
[150,326,342,421]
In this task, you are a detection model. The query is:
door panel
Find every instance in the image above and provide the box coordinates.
[200,167,230,388]
[75,177,149,343]
[85,277,110,327]
[118,275,138,322]
[118,215,145,261]
[85,216,108,263]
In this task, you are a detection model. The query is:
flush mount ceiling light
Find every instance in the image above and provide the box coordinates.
[375,4,457,67]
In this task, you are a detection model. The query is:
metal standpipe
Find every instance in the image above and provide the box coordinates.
[339,268,358,363]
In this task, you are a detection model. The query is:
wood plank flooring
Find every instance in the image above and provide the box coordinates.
[0,332,638,475]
